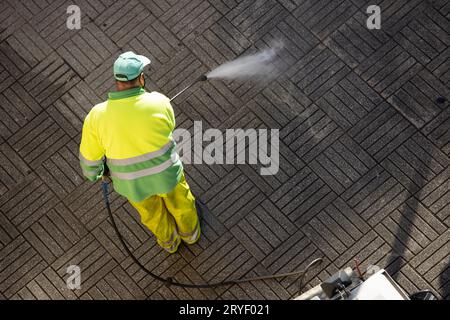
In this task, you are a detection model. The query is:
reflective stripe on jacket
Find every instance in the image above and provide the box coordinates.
[79,87,183,202]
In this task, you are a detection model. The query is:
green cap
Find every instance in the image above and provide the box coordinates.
[113,51,151,82]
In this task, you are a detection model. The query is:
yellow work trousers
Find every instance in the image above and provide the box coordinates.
[128,173,200,253]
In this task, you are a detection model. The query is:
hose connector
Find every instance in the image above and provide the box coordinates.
[165,277,175,287]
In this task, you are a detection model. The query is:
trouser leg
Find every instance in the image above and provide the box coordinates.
[162,172,200,244]
[128,195,181,253]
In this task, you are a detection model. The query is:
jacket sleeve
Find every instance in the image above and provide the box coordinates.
[164,97,176,131]
[79,111,105,182]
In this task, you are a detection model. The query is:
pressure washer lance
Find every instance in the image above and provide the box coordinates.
[101,176,323,289]
[170,74,208,102]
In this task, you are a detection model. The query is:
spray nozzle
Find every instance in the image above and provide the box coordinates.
[196,74,208,82]
[170,74,208,102]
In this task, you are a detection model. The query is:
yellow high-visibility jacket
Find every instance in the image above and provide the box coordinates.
[79,87,183,202]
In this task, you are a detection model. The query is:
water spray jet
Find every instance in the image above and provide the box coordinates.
[169,44,282,102]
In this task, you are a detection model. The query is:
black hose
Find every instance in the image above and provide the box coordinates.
[101,178,323,289]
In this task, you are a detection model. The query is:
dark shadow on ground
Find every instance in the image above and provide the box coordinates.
[440,262,449,299]
[384,131,444,299]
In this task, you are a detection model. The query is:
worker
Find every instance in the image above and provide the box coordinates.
[79,51,200,253]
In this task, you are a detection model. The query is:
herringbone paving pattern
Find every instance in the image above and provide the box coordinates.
[1,0,449,299]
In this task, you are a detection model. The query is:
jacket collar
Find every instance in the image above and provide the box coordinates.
[108,87,145,100]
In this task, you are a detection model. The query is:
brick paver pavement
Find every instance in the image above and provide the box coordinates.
[0,0,449,300]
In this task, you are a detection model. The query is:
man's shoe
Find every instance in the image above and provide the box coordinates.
[181,223,201,245]
[162,235,181,254]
